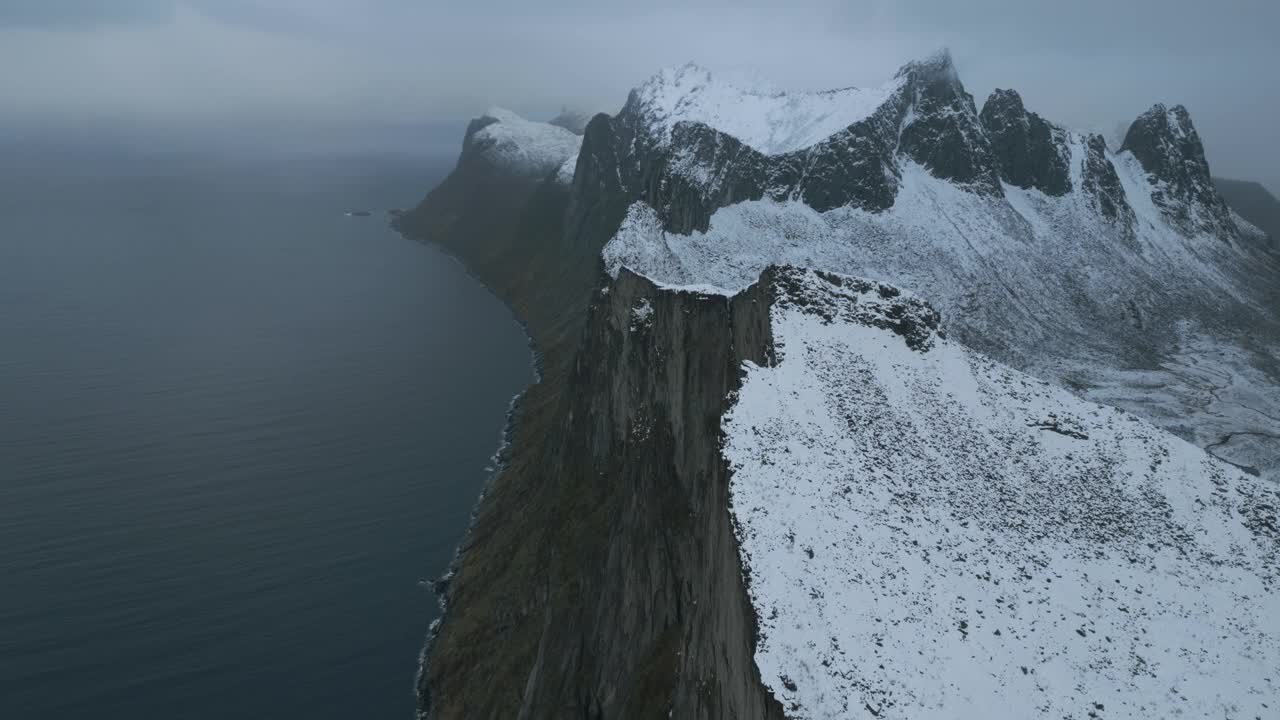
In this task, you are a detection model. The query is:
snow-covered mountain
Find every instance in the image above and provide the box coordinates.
[592,50,1280,481]
[401,50,1280,720]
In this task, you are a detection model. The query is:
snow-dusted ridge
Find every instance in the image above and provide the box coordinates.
[628,62,905,155]
[725,267,1278,719]
[463,107,581,180]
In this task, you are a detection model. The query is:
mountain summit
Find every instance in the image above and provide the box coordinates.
[1122,103,1239,237]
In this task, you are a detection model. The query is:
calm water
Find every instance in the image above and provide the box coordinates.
[0,153,533,719]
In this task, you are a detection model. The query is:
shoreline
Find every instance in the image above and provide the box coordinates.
[392,221,548,716]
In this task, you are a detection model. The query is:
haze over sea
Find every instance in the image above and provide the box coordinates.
[0,146,532,719]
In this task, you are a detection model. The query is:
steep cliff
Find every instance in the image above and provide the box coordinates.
[418,265,790,718]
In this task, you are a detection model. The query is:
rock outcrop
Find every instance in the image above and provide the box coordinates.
[1121,103,1238,238]
[894,51,1002,196]
[1079,132,1133,221]
[979,88,1071,196]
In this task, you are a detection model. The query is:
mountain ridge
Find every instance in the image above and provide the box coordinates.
[599,55,1279,480]
[397,52,1280,719]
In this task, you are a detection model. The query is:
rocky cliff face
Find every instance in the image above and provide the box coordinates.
[979,88,1072,196]
[895,53,1002,195]
[420,267,789,719]
[1079,132,1133,221]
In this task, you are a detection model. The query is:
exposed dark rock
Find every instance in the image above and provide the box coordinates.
[457,115,503,168]
[1121,104,1238,238]
[774,267,944,351]
[980,88,1071,196]
[896,52,1003,197]
[399,105,787,719]
[415,262,788,719]
[595,50,1002,235]
[1080,134,1135,224]
[778,100,905,214]
[484,268,783,719]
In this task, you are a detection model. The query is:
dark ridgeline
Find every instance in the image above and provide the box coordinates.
[396,51,1280,719]
[1215,177,1280,252]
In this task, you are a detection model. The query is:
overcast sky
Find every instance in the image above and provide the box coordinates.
[0,0,1275,188]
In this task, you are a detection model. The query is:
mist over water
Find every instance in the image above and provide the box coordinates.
[0,150,532,719]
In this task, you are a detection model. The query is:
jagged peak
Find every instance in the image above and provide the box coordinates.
[894,47,960,87]
[1119,99,1237,238]
[1083,130,1111,152]
[979,88,1072,195]
[894,49,1002,195]
[1121,102,1202,154]
[982,88,1027,116]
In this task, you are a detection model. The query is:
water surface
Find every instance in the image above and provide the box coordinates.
[0,152,532,719]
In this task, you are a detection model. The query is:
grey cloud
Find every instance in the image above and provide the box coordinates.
[0,1,1274,190]
[0,0,174,28]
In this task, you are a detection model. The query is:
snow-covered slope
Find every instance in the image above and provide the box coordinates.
[555,150,579,186]
[724,267,1279,719]
[461,107,581,180]
[628,63,904,155]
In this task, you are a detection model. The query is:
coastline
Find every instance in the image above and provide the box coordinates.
[390,222,544,691]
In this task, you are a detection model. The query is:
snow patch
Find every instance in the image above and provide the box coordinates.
[469,107,582,179]
[629,297,654,331]
[555,150,579,186]
[629,63,903,155]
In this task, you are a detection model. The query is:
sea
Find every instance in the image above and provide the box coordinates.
[0,147,533,719]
